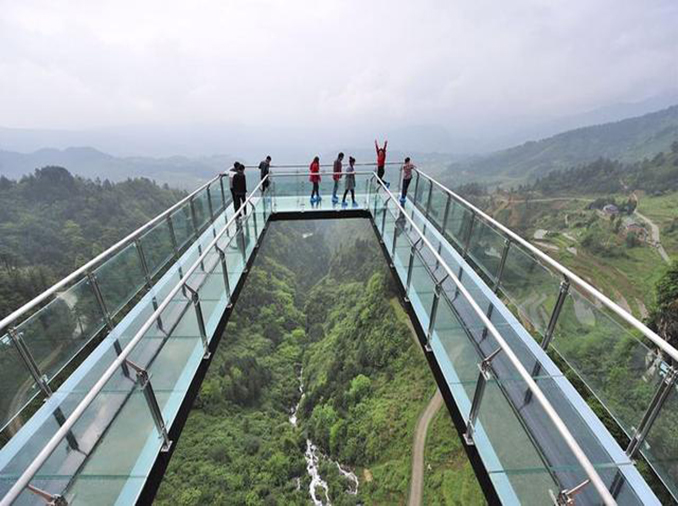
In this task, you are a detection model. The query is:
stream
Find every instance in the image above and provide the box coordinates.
[289,367,359,505]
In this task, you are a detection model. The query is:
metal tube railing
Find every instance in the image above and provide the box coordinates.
[0,174,223,337]
[372,177,616,505]
[0,176,269,506]
[412,168,678,364]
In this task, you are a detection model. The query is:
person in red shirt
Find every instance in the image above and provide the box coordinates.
[375,139,389,188]
[309,156,321,202]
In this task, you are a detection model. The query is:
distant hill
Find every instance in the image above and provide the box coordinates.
[0,147,239,189]
[446,105,678,186]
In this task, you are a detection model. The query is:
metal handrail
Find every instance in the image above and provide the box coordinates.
[0,176,269,506]
[413,168,678,364]
[0,173,223,336]
[372,177,616,505]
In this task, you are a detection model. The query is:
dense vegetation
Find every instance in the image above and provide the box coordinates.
[0,166,185,319]
[156,219,483,505]
[531,143,678,196]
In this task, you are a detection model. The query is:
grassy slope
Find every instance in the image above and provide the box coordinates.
[423,409,486,505]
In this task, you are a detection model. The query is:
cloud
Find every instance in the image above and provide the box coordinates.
[0,0,676,137]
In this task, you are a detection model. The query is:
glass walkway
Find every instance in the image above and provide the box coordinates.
[0,165,676,505]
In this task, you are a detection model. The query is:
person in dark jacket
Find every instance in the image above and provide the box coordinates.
[228,162,239,209]
[233,163,247,215]
[259,156,271,191]
[332,152,344,203]
[309,156,321,202]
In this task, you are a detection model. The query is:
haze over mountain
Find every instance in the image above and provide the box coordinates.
[446,104,678,186]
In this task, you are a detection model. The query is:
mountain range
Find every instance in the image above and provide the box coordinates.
[445,104,678,186]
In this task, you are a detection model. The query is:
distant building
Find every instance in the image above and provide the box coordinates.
[625,223,647,240]
[603,204,619,215]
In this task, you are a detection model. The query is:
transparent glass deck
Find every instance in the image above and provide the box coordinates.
[0,168,669,505]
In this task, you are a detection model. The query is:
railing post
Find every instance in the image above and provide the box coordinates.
[441,193,451,234]
[463,347,502,445]
[219,176,227,210]
[184,284,211,359]
[425,181,433,219]
[462,212,476,258]
[391,217,399,255]
[26,484,68,506]
[189,197,200,239]
[134,239,153,288]
[493,239,511,293]
[87,271,113,330]
[556,479,591,506]
[412,171,421,208]
[206,186,215,221]
[166,215,180,259]
[380,205,387,242]
[626,366,678,458]
[426,281,444,352]
[124,360,172,452]
[8,327,52,397]
[541,278,570,350]
[251,202,259,238]
[405,240,420,300]
[214,244,232,306]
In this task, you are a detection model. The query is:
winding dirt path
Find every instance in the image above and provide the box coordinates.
[408,389,443,506]
[634,210,670,264]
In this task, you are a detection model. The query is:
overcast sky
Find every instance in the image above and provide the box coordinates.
[1,0,677,145]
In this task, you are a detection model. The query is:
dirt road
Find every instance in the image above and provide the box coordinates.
[408,389,444,506]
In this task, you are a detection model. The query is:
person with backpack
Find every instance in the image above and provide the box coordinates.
[332,152,344,203]
[259,155,271,191]
[375,139,389,187]
[342,156,358,207]
[400,157,415,205]
[232,163,247,215]
[309,156,321,202]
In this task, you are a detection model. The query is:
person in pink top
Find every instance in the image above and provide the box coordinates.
[400,157,416,204]
[375,139,389,187]
[309,156,321,202]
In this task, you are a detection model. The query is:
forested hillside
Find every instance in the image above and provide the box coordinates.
[0,166,185,319]
[446,104,678,185]
[156,219,483,505]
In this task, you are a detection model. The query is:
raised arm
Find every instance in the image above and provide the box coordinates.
[375,140,379,153]
[384,140,388,150]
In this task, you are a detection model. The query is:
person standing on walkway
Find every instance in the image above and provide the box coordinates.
[309,156,321,202]
[228,162,240,211]
[375,139,389,187]
[233,163,247,216]
[342,156,357,207]
[259,155,271,192]
[400,157,415,204]
[332,152,344,203]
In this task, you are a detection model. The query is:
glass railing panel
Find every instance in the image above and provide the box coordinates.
[14,277,105,387]
[443,200,473,249]
[139,219,175,278]
[414,175,430,210]
[498,243,560,339]
[427,186,448,230]
[94,243,146,316]
[209,182,224,216]
[170,202,195,250]
[408,251,436,330]
[191,188,211,233]
[467,219,507,284]
[643,383,678,499]
[552,287,660,436]
[0,335,40,430]
[473,378,559,504]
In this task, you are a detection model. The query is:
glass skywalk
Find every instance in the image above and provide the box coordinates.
[0,166,675,505]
